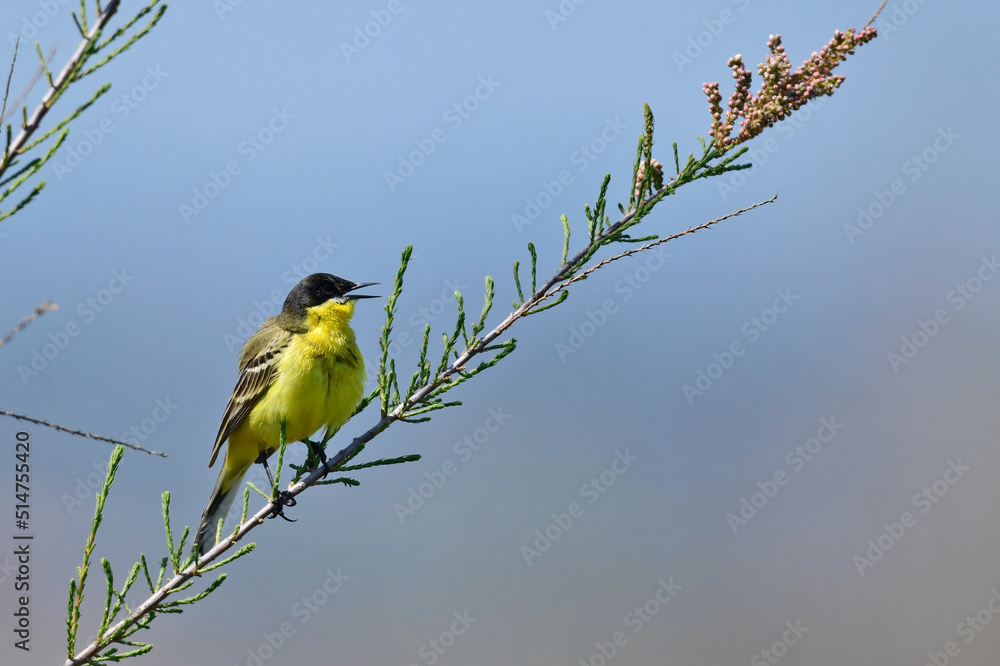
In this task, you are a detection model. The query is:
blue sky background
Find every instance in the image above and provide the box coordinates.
[1,1,998,664]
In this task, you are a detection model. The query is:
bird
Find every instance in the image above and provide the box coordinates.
[194,273,377,555]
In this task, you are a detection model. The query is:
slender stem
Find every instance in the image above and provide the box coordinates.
[0,46,58,124]
[4,0,120,175]
[550,195,777,297]
[0,37,19,125]
[67,186,775,663]
[0,301,57,349]
[0,410,166,456]
[866,0,888,26]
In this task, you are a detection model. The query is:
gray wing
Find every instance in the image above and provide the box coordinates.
[207,325,292,467]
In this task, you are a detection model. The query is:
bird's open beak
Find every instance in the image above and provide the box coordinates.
[348,281,380,300]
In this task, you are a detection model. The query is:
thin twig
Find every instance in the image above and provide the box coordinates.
[0,45,58,124]
[0,301,58,349]
[551,195,778,296]
[0,37,19,126]
[5,0,120,165]
[0,410,167,457]
[866,0,888,27]
[65,192,774,664]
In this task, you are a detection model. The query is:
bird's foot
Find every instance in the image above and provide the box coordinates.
[305,438,328,465]
[268,491,298,522]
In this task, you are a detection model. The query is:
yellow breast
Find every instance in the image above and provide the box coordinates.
[243,300,366,454]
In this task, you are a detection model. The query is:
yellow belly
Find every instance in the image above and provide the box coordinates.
[226,331,366,474]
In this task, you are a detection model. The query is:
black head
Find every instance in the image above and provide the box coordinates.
[282,273,379,318]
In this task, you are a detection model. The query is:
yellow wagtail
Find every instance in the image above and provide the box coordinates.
[195,273,377,554]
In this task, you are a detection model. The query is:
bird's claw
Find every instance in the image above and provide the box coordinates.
[306,439,328,465]
[268,491,298,522]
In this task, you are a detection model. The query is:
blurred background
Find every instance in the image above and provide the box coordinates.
[1,1,997,664]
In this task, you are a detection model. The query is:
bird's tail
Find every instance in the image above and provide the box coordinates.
[195,462,250,556]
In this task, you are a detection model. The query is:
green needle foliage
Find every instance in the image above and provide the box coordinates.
[0,0,166,224]
[67,446,251,665]
[308,20,876,553]
[63,22,876,665]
